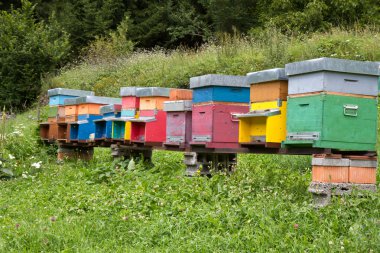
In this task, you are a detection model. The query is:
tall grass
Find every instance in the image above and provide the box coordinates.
[49,28,380,96]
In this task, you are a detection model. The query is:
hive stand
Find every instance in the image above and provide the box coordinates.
[57,145,95,161]
[183,152,236,176]
[308,154,377,207]
[110,144,153,166]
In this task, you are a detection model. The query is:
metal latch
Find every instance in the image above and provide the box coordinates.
[343,104,358,117]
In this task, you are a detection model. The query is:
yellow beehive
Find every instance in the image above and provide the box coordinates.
[238,100,287,145]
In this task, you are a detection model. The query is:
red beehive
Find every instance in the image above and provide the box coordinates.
[163,100,192,148]
[191,103,249,149]
[120,87,140,109]
[130,110,167,144]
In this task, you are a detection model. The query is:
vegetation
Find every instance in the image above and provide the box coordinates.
[51,28,380,96]
[0,109,379,252]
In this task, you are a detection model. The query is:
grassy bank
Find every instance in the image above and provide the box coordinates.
[50,28,380,97]
[0,108,379,252]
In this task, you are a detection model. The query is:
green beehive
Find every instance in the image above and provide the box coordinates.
[283,93,377,151]
[48,106,59,118]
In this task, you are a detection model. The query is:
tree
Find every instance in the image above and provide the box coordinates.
[0,0,70,110]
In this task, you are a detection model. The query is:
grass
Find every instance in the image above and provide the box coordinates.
[49,28,380,97]
[0,108,379,252]
[1,27,380,251]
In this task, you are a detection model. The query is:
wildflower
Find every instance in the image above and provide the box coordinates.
[293,223,299,229]
[50,216,57,222]
[122,216,129,221]
[31,161,42,169]
[0,160,2,166]
[9,154,15,160]
[329,241,333,245]
[15,223,20,229]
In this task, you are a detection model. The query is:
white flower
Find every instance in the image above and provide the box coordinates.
[0,160,2,166]
[329,241,333,245]
[31,161,42,169]
[8,154,15,160]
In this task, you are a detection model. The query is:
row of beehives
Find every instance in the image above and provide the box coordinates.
[40,57,380,152]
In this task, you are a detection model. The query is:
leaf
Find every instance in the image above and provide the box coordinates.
[1,168,14,176]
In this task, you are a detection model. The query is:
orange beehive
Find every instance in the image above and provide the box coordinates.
[169,89,193,101]
[250,81,288,103]
[77,103,104,115]
[139,97,169,110]
[65,104,77,116]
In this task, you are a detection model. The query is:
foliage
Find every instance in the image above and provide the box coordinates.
[0,0,70,111]
[81,15,134,64]
[51,28,380,96]
[0,124,379,251]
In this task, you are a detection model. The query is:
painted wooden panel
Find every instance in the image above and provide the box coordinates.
[57,106,65,122]
[48,117,57,123]
[250,81,288,102]
[112,121,126,139]
[49,95,78,106]
[94,121,113,139]
[238,101,287,144]
[283,93,377,151]
[169,89,193,101]
[77,103,104,115]
[192,103,249,144]
[48,106,59,117]
[65,115,78,123]
[139,97,169,110]
[122,96,140,109]
[131,110,167,143]
[121,109,137,117]
[192,86,250,103]
[40,124,49,140]
[48,123,59,140]
[65,105,77,116]
[166,111,192,144]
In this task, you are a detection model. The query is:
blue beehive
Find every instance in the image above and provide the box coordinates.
[69,115,104,141]
[94,105,122,140]
[48,88,94,106]
[190,74,249,103]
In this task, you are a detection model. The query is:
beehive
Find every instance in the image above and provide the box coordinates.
[94,104,122,140]
[137,87,171,110]
[130,110,167,143]
[48,88,94,106]
[238,68,288,147]
[190,74,249,103]
[120,87,140,110]
[283,93,377,151]
[283,58,379,151]
[238,100,287,146]
[163,100,192,146]
[286,58,379,96]
[246,68,288,102]
[191,103,249,149]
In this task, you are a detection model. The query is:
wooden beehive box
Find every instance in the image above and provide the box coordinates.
[283,93,377,151]
[137,87,171,110]
[94,104,121,140]
[191,103,249,149]
[39,123,49,141]
[286,57,379,96]
[237,100,287,147]
[169,89,193,101]
[190,74,249,103]
[246,68,288,102]
[68,115,104,142]
[130,110,167,144]
[48,88,94,106]
[120,87,140,109]
[163,100,192,147]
